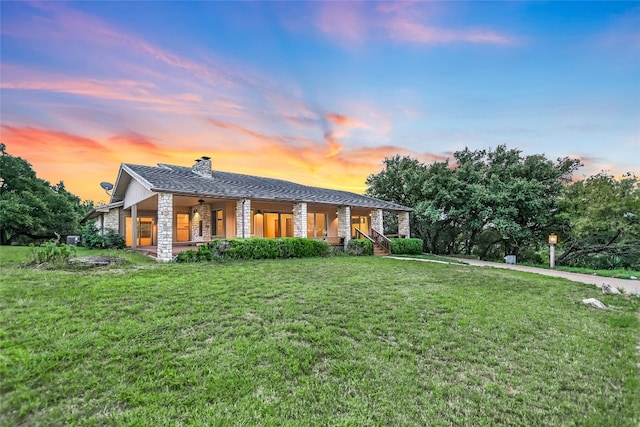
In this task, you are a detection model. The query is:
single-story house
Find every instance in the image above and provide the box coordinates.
[83,156,412,261]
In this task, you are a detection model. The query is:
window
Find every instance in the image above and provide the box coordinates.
[307,212,327,238]
[213,209,224,236]
[263,212,294,238]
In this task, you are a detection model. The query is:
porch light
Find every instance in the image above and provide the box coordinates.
[198,199,204,205]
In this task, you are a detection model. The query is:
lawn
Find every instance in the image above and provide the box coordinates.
[1,247,639,426]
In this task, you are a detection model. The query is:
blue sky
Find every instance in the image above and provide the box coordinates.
[1,1,638,202]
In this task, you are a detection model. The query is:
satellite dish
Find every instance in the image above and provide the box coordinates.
[100,182,114,191]
[100,182,114,196]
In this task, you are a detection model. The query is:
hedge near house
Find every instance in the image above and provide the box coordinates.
[176,238,330,262]
[390,238,423,255]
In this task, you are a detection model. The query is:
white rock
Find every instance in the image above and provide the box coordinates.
[582,298,607,309]
[630,276,637,280]
[602,283,621,295]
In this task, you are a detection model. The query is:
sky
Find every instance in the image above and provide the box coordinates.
[1,1,639,203]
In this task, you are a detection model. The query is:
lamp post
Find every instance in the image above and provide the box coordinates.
[548,234,558,269]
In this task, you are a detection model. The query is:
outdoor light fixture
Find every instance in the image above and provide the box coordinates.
[548,234,558,269]
[198,199,204,205]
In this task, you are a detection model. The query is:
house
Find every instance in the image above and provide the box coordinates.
[83,156,412,261]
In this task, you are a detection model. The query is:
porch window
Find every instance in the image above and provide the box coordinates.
[307,212,327,238]
[264,212,294,238]
[213,209,224,236]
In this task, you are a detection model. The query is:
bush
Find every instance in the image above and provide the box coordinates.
[345,239,373,256]
[390,238,423,255]
[175,238,330,262]
[81,223,125,249]
[28,241,76,265]
[176,249,198,263]
[103,230,126,249]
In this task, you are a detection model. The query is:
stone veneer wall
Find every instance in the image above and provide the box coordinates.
[293,203,307,238]
[104,209,120,233]
[157,193,174,262]
[190,204,212,242]
[236,199,251,238]
[337,206,351,245]
[370,209,383,233]
[398,211,411,238]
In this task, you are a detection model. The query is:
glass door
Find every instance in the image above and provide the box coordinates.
[176,213,190,242]
[351,216,369,238]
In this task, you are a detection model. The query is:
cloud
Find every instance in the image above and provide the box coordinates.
[385,19,513,45]
[312,1,514,46]
[315,2,368,43]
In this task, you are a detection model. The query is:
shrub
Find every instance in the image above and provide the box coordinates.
[345,239,373,256]
[28,241,76,265]
[81,223,103,249]
[176,249,198,263]
[81,223,125,249]
[175,238,330,262]
[390,238,423,255]
[103,230,126,249]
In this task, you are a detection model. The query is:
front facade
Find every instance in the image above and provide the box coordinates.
[84,156,412,261]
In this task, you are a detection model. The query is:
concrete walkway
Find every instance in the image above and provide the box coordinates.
[387,256,640,295]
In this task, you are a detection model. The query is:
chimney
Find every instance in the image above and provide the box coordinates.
[192,156,212,177]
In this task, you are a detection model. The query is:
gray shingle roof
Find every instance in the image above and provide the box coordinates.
[122,163,411,211]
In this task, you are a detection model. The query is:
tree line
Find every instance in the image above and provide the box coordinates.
[0,144,92,245]
[366,145,639,270]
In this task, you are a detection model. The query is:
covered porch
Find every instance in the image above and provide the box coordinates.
[123,192,410,261]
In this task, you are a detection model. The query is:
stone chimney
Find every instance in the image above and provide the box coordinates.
[192,156,212,177]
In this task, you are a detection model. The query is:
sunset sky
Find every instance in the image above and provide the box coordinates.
[1,1,639,203]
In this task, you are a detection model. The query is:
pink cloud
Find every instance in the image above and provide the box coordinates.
[312,2,513,46]
[315,2,368,43]
[386,19,513,45]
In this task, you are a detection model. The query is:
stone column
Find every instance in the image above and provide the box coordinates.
[337,206,351,246]
[371,209,383,233]
[157,193,174,262]
[190,204,212,242]
[397,211,410,238]
[293,203,308,238]
[131,204,138,249]
[236,199,251,238]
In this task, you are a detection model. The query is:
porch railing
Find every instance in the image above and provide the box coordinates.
[355,228,391,255]
[370,228,392,254]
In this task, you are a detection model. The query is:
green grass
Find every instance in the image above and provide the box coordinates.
[391,253,469,264]
[1,246,639,426]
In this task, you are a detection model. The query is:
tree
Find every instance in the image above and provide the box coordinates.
[0,144,90,245]
[556,172,639,269]
[365,145,581,259]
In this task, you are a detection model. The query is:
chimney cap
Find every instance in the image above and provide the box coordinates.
[201,156,211,160]
[194,158,201,162]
